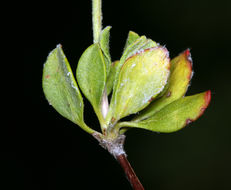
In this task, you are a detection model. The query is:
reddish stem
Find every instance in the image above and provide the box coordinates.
[116,154,145,190]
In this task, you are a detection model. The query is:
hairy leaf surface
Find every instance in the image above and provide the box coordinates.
[76,44,106,120]
[108,47,170,122]
[42,45,94,134]
[112,35,158,96]
[134,49,193,121]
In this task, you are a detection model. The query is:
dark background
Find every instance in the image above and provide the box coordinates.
[15,0,231,189]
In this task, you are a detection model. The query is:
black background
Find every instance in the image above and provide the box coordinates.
[16,0,231,189]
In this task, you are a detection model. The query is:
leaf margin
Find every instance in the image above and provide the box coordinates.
[42,44,95,134]
[117,90,211,133]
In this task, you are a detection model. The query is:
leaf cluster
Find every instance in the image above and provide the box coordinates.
[42,29,211,140]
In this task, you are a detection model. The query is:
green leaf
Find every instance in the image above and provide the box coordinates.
[111,35,158,102]
[108,47,170,123]
[99,26,112,76]
[123,31,157,55]
[140,39,158,51]
[106,60,119,95]
[134,49,193,121]
[121,36,158,67]
[76,44,106,122]
[118,91,211,133]
[123,31,140,50]
[122,36,147,61]
[42,45,94,134]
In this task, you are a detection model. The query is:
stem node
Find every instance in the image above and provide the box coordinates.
[92,133,145,190]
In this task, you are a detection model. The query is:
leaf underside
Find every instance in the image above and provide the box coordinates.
[42,45,87,129]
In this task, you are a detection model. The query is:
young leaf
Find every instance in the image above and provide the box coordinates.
[111,36,158,102]
[122,36,148,60]
[76,44,106,122]
[108,47,170,122]
[122,36,158,67]
[99,26,112,76]
[134,49,193,121]
[118,91,211,133]
[42,45,94,134]
[106,60,119,95]
[123,31,140,50]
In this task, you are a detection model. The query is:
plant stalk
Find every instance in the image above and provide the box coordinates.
[92,0,102,43]
[92,1,144,189]
[116,154,145,190]
[93,134,145,190]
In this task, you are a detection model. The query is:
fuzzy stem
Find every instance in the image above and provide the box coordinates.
[116,154,145,190]
[92,0,102,43]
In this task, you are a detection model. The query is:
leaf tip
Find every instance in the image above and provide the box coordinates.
[106,25,112,29]
[183,48,193,64]
[56,44,62,49]
[184,48,191,57]
[128,30,137,35]
[185,90,211,127]
[181,49,193,80]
